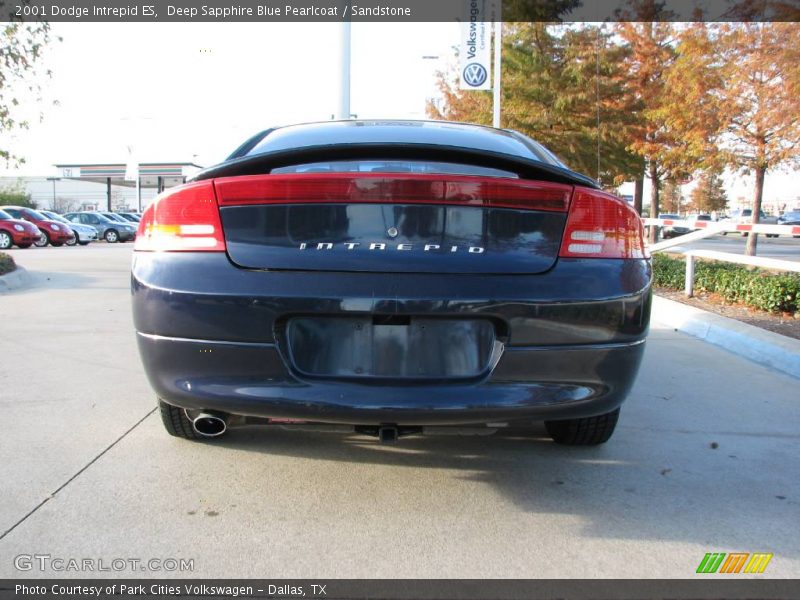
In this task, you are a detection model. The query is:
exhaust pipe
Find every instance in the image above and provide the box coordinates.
[378,425,399,444]
[191,412,228,437]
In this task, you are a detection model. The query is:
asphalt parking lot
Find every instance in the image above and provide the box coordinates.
[0,244,798,578]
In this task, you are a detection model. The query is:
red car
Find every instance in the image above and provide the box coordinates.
[0,208,42,249]
[2,206,74,247]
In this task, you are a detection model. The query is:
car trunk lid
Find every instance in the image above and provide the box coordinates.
[214,173,573,274]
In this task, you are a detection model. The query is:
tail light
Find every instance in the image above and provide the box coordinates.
[214,173,573,212]
[135,181,225,252]
[559,187,646,259]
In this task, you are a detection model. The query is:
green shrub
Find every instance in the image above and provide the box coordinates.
[652,253,800,314]
[0,182,36,208]
[0,252,16,276]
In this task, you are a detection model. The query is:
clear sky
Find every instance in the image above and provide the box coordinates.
[1,22,459,173]
[2,21,797,211]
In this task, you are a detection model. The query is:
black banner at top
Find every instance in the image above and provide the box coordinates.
[2,0,800,22]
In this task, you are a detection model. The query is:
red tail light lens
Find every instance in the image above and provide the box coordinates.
[559,187,646,259]
[135,181,225,252]
[214,173,573,212]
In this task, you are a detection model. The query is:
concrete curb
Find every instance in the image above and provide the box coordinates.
[0,265,31,293]
[652,294,800,380]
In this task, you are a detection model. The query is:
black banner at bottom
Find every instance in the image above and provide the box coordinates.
[1,579,799,600]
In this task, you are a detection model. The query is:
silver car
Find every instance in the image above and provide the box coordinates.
[39,210,98,246]
[64,212,137,243]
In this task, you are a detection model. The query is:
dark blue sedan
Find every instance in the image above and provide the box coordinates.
[132,120,651,445]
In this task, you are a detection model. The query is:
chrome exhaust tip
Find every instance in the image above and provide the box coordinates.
[191,412,228,437]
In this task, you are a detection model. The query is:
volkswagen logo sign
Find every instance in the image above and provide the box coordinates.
[386,227,399,238]
[463,63,488,88]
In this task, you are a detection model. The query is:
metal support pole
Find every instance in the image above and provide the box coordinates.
[106,177,112,212]
[685,252,695,298]
[492,20,502,128]
[137,176,142,212]
[338,19,351,120]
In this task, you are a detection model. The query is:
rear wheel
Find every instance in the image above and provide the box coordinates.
[158,399,205,440]
[104,229,119,243]
[66,233,78,246]
[545,408,620,446]
[34,231,50,247]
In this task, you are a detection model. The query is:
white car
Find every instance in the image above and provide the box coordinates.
[39,210,99,246]
[721,209,779,238]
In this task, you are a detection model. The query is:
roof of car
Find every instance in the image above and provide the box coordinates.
[195,120,599,188]
[239,120,563,166]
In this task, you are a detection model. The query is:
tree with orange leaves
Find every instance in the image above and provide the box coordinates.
[713,23,800,255]
[427,23,643,186]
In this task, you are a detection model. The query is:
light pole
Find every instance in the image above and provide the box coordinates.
[46,177,60,211]
[337,18,351,120]
[493,20,502,128]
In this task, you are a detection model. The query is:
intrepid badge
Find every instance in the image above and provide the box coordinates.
[299,242,485,254]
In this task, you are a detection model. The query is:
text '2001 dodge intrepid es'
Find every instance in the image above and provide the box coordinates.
[132,120,651,446]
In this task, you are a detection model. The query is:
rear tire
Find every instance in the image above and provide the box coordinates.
[105,229,119,243]
[545,408,620,446]
[35,231,50,247]
[158,399,205,440]
[66,233,78,246]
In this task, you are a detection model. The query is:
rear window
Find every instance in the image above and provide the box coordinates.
[0,209,12,220]
[270,160,518,178]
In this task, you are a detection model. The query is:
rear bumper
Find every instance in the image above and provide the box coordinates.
[137,332,645,424]
[132,253,651,424]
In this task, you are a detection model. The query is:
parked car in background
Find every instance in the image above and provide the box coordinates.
[722,209,779,237]
[39,210,98,246]
[778,211,800,238]
[1,206,74,247]
[685,214,712,222]
[0,208,41,249]
[657,213,690,238]
[64,211,137,243]
[118,212,141,223]
[101,212,134,225]
[135,120,651,446]
[778,210,800,225]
